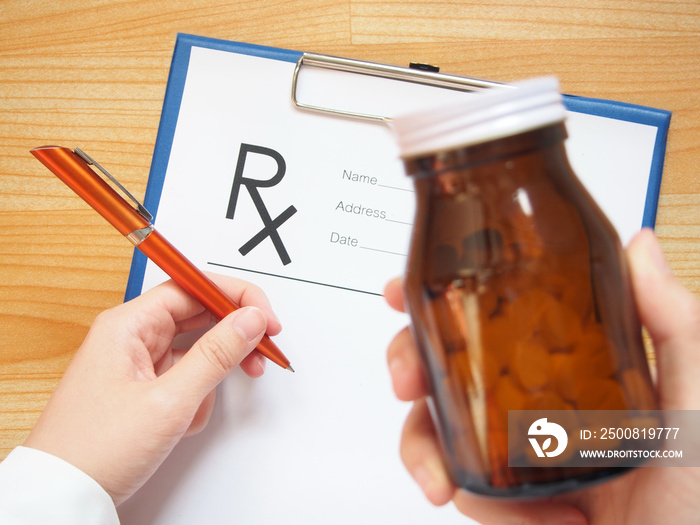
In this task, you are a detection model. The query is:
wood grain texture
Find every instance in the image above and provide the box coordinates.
[1,0,698,459]
[350,0,699,41]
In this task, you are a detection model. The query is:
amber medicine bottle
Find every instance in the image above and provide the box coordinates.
[392,78,658,497]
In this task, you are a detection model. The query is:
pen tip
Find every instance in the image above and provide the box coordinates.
[286,364,295,373]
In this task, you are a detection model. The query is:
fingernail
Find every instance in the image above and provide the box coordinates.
[425,456,449,485]
[414,465,431,492]
[232,307,266,343]
[388,355,406,376]
[255,352,267,375]
[414,457,448,493]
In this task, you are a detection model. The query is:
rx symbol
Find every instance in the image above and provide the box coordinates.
[226,144,297,265]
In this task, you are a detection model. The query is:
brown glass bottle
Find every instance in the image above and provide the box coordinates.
[396,79,658,497]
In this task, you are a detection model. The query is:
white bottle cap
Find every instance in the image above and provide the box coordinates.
[392,77,566,159]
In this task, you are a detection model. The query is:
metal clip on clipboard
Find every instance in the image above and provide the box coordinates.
[291,53,505,123]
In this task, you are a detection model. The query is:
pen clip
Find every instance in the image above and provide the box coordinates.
[74,147,153,222]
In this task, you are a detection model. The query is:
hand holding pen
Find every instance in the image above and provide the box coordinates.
[23,273,280,506]
[31,146,293,372]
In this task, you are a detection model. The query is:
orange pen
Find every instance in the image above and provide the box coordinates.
[31,145,293,372]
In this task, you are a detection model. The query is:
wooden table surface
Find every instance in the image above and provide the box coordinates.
[1,0,698,459]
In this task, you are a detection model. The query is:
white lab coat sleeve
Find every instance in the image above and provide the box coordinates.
[0,446,119,524]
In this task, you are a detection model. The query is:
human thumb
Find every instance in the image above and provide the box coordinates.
[163,306,267,406]
[627,228,700,409]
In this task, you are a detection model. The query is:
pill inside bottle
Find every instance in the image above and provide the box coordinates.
[393,77,659,497]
